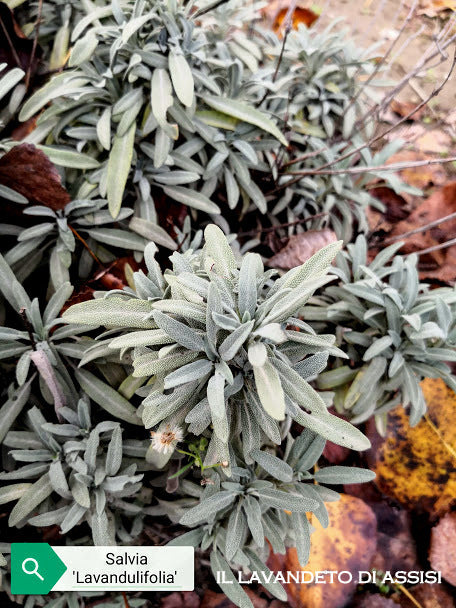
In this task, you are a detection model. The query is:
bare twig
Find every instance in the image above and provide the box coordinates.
[348,0,418,109]
[25,0,43,89]
[19,307,37,350]
[281,146,327,169]
[121,592,130,608]
[237,212,328,238]
[307,50,456,174]
[68,224,102,265]
[258,0,296,106]
[0,15,22,68]
[414,237,456,257]
[286,154,456,177]
[384,211,456,244]
[357,30,456,129]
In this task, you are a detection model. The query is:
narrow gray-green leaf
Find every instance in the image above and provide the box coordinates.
[75,369,141,425]
[204,95,287,146]
[107,121,135,218]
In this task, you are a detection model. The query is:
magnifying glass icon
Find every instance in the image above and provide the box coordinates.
[22,558,44,581]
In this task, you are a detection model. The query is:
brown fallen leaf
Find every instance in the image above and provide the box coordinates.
[323,440,351,465]
[373,378,456,516]
[353,594,398,608]
[397,583,455,608]
[201,589,283,608]
[267,229,338,269]
[429,512,456,586]
[270,494,377,608]
[417,0,456,18]
[161,591,200,608]
[386,151,447,190]
[367,186,410,234]
[390,99,427,121]
[264,1,319,31]
[0,4,42,75]
[0,144,71,209]
[391,182,456,281]
[370,504,419,574]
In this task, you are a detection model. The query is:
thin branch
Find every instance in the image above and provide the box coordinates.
[348,0,418,109]
[286,154,456,177]
[0,16,22,67]
[121,592,130,608]
[414,237,456,257]
[281,146,327,169]
[237,212,328,238]
[314,49,456,174]
[258,0,296,106]
[356,30,456,129]
[25,0,43,89]
[384,211,456,244]
[19,307,37,350]
[68,224,102,265]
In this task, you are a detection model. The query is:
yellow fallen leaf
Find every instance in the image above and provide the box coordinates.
[374,378,456,515]
[280,494,377,608]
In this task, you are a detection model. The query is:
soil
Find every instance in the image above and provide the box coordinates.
[317,0,456,114]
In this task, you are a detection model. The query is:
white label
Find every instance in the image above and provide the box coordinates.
[52,546,194,591]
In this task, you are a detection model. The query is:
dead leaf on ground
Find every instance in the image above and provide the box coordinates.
[353,594,398,608]
[387,151,447,189]
[367,186,411,234]
[267,229,337,269]
[161,592,200,608]
[384,125,452,155]
[201,589,285,608]
[270,494,377,608]
[264,1,319,32]
[391,182,456,281]
[0,4,42,75]
[397,583,455,608]
[323,441,351,464]
[390,99,427,121]
[0,144,71,209]
[370,503,419,574]
[373,378,456,516]
[429,512,456,586]
[417,0,456,18]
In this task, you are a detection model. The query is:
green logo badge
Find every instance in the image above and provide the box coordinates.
[11,543,67,595]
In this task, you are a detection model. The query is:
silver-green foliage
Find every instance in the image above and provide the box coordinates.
[1,397,150,544]
[166,431,374,608]
[1,199,147,289]
[302,236,456,429]
[13,0,399,238]
[63,225,370,470]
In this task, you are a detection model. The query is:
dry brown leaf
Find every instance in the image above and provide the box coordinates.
[370,504,419,574]
[397,583,455,608]
[390,99,427,121]
[417,0,456,17]
[0,4,42,75]
[367,186,411,234]
[414,129,452,154]
[391,182,456,281]
[323,440,351,464]
[200,589,282,608]
[387,151,447,189]
[429,512,456,586]
[266,229,338,269]
[0,144,71,210]
[161,592,200,608]
[274,494,377,608]
[353,594,398,608]
[263,1,319,32]
[373,378,456,516]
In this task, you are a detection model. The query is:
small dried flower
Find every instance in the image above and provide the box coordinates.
[150,425,183,454]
